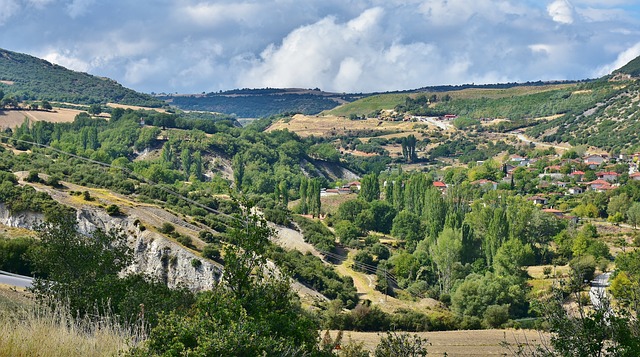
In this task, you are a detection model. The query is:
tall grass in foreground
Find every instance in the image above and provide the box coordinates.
[0,303,141,357]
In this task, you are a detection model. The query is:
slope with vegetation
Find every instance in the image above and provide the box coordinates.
[0,48,163,106]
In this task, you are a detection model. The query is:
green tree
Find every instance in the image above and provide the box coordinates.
[627,202,640,228]
[133,208,321,356]
[87,103,102,116]
[391,210,423,249]
[360,173,380,202]
[29,209,132,317]
[430,227,462,294]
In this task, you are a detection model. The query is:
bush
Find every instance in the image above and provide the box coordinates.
[483,304,510,328]
[191,258,202,269]
[159,223,175,234]
[176,235,194,248]
[374,331,428,357]
[202,244,221,261]
[25,170,40,183]
[105,204,122,216]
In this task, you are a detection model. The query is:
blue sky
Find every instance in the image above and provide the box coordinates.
[1,0,640,94]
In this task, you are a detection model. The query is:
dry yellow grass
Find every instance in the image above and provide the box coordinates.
[328,329,549,356]
[107,103,167,113]
[0,305,136,357]
[0,108,82,129]
[266,114,434,138]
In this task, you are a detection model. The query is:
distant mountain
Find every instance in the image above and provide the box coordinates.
[160,88,368,118]
[0,48,163,107]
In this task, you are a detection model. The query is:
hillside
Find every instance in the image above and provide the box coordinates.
[0,48,163,107]
[161,88,367,118]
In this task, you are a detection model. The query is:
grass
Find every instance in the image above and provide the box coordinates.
[326,84,577,117]
[0,303,138,357]
[330,328,549,356]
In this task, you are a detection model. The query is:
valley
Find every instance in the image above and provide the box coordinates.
[1,46,640,356]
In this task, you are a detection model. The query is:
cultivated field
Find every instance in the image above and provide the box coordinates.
[106,102,167,113]
[266,114,439,138]
[0,108,82,129]
[329,329,549,356]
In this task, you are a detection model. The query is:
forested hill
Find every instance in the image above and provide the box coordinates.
[614,54,640,78]
[161,88,366,118]
[0,48,163,107]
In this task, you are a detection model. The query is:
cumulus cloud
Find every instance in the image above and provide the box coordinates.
[0,0,20,25]
[0,0,639,93]
[66,0,95,18]
[548,0,575,24]
[595,42,640,76]
[42,50,91,72]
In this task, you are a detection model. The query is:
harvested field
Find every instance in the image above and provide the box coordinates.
[266,114,438,138]
[0,108,82,129]
[328,329,549,356]
[107,103,167,113]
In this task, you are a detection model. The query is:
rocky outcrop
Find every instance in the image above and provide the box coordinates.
[0,204,221,291]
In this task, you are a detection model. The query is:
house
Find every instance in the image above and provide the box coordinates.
[542,208,564,218]
[596,171,619,182]
[584,154,605,165]
[529,196,548,205]
[344,181,361,191]
[470,179,497,190]
[569,171,585,181]
[586,179,613,191]
[630,172,640,181]
[433,181,447,191]
[568,187,584,195]
[545,165,563,173]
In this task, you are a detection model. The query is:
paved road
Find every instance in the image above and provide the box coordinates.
[0,270,33,288]
[590,272,611,310]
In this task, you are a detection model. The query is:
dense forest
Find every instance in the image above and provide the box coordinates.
[163,90,354,118]
[0,48,163,106]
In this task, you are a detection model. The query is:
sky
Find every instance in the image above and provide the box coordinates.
[1,0,640,94]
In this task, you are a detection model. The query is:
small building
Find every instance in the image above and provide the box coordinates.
[529,196,548,205]
[586,179,612,191]
[433,181,447,191]
[470,179,497,190]
[542,208,564,218]
[569,171,585,181]
[584,154,605,165]
[630,172,640,181]
[568,187,584,195]
[596,171,619,182]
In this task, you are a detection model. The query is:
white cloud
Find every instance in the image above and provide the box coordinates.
[0,0,20,25]
[181,2,263,27]
[595,42,640,76]
[26,0,54,8]
[548,0,574,24]
[124,58,168,84]
[42,50,91,72]
[66,0,94,18]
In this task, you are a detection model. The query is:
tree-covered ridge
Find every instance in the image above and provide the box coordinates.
[163,91,348,118]
[614,54,640,77]
[0,48,163,107]
[526,79,640,153]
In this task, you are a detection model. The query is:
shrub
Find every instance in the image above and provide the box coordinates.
[483,304,510,328]
[25,170,40,183]
[191,258,202,269]
[374,331,428,357]
[159,222,175,234]
[105,204,122,216]
[177,235,194,248]
[202,244,221,261]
